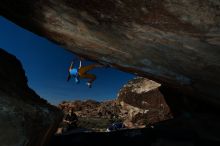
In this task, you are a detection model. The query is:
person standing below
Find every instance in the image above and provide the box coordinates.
[63,109,78,131]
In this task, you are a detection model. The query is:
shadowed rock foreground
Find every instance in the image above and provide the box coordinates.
[0,48,63,146]
[50,117,220,146]
[50,125,197,146]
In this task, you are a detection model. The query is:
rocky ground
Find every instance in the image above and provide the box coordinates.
[56,77,172,133]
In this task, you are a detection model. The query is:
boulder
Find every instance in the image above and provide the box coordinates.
[117,77,172,127]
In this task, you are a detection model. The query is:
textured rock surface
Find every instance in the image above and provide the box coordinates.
[0,48,63,146]
[117,77,172,127]
[1,0,220,106]
[58,100,120,119]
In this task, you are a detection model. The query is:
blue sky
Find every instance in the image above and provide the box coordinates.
[0,16,135,105]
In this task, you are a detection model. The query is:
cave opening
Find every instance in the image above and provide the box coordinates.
[0,16,181,146]
[0,1,220,146]
[0,16,135,104]
[0,14,173,121]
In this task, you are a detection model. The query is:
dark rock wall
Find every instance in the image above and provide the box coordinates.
[0,48,63,146]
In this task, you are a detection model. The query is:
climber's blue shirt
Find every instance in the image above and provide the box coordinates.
[69,68,78,76]
[69,68,80,83]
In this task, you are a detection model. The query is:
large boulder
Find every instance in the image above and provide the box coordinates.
[0,0,220,106]
[117,77,172,127]
[0,48,63,146]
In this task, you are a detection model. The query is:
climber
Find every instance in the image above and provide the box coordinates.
[67,59,102,88]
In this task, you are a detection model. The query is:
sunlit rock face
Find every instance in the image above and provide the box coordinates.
[1,0,220,105]
[117,77,172,127]
[0,48,63,146]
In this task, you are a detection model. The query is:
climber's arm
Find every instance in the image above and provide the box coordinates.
[78,60,82,69]
[67,73,71,81]
[69,61,74,70]
[67,62,74,81]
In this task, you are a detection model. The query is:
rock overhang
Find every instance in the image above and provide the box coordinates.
[0,0,220,106]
